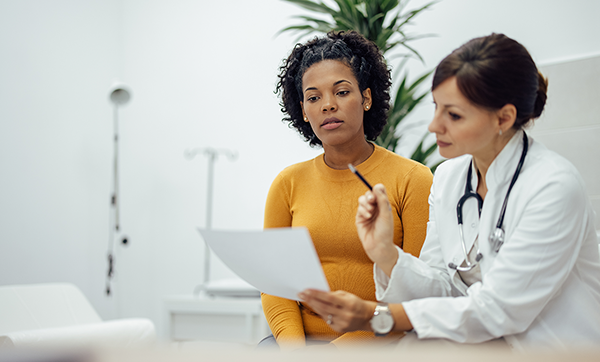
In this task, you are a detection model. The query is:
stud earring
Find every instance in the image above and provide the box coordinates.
[365,105,370,110]
[304,117,308,122]
[499,129,503,136]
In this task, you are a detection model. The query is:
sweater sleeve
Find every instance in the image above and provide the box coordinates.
[399,163,433,257]
[262,172,306,350]
[330,330,404,347]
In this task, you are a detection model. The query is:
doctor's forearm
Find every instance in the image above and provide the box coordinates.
[389,303,414,332]
[374,246,399,277]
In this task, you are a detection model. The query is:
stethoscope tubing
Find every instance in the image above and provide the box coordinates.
[450,132,529,272]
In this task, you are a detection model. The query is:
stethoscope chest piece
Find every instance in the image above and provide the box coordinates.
[489,227,505,253]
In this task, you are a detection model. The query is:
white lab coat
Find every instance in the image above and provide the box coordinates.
[375,130,600,350]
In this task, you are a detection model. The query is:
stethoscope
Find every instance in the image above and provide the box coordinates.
[448,132,528,272]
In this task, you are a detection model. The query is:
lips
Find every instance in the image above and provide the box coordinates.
[436,140,451,147]
[321,117,343,130]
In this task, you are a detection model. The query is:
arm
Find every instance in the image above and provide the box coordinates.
[262,174,306,350]
[377,184,460,302]
[403,170,591,342]
[298,289,414,334]
[355,184,398,276]
[301,164,594,342]
[358,171,456,302]
[325,166,434,346]
[260,293,306,350]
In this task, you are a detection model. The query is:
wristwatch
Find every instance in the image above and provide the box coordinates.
[370,303,395,336]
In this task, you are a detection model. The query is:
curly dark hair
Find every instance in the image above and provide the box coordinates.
[275,31,392,147]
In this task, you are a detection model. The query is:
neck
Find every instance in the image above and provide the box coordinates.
[323,140,374,170]
[473,158,489,200]
[472,129,517,199]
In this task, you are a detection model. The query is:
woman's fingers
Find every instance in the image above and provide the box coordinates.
[298,290,374,333]
[298,289,338,313]
[298,289,349,321]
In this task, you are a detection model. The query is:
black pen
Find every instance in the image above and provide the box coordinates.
[348,164,373,190]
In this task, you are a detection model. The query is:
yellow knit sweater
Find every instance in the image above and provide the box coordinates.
[262,144,433,350]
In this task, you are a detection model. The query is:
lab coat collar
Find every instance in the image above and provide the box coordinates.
[485,130,526,192]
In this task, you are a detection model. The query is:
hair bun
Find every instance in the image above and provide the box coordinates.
[533,71,548,119]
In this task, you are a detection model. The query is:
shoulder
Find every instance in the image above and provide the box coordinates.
[268,157,322,194]
[432,155,470,181]
[526,140,579,175]
[372,145,433,180]
[274,157,319,180]
[521,140,586,195]
[508,140,594,239]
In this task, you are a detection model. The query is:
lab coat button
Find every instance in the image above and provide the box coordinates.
[471,223,476,228]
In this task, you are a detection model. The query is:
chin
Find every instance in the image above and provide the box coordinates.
[438,149,464,160]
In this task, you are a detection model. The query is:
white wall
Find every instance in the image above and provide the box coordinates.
[0,0,122,318]
[1,0,599,338]
[112,0,322,328]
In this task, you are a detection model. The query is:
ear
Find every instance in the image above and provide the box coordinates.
[300,101,308,122]
[362,88,372,110]
[497,104,517,133]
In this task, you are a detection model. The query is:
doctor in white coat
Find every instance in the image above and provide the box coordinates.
[298,33,600,351]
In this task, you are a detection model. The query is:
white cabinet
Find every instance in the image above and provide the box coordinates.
[163,295,269,345]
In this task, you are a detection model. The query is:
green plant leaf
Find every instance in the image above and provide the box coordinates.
[283,0,337,15]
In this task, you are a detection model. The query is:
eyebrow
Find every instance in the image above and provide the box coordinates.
[304,79,352,93]
[433,100,461,110]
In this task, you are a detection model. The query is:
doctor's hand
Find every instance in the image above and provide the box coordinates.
[356,184,398,276]
[298,289,376,333]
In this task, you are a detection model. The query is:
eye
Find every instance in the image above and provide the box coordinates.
[449,112,461,121]
[337,90,350,96]
[306,96,319,103]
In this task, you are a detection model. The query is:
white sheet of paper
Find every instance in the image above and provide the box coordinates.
[198,227,330,301]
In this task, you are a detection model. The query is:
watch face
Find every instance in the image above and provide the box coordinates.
[371,305,394,335]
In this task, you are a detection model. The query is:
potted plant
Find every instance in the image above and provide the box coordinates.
[279,0,441,171]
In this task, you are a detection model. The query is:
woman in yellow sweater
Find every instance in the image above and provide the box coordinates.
[262,30,433,350]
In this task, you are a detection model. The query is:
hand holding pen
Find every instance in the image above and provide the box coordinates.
[349,164,399,276]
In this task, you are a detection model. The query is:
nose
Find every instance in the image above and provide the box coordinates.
[322,94,337,112]
[428,108,443,134]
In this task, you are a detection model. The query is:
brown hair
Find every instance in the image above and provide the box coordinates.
[432,33,548,129]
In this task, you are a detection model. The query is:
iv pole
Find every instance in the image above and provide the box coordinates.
[185,147,237,293]
[106,82,131,297]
